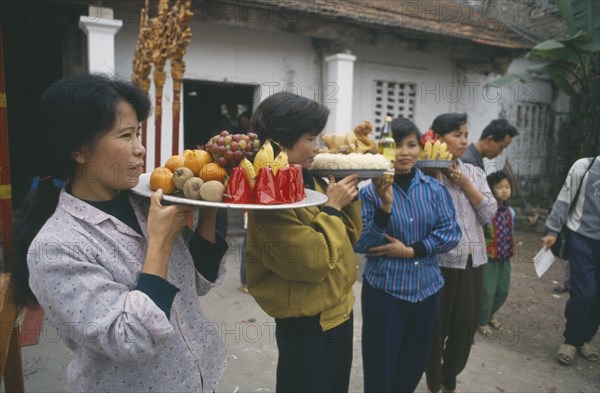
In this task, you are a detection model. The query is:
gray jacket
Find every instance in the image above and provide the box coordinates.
[545,156,600,240]
[460,143,485,170]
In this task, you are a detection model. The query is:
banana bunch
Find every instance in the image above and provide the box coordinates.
[419,140,453,160]
[272,149,289,175]
[253,140,275,173]
[252,139,289,176]
[239,158,257,188]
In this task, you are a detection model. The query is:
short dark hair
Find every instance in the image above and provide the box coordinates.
[430,113,468,136]
[391,117,421,143]
[480,119,518,141]
[250,92,329,149]
[12,73,151,307]
[487,170,512,190]
[35,73,151,179]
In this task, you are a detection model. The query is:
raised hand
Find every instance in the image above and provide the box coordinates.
[373,177,393,213]
[443,161,466,186]
[325,174,359,210]
[144,189,196,278]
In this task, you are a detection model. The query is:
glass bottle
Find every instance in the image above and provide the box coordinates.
[377,116,396,168]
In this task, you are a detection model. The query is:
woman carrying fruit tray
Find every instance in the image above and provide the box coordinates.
[10,74,228,392]
[245,91,362,392]
[424,113,498,393]
[354,117,461,393]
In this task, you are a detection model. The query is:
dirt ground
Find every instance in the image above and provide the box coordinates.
[488,229,600,383]
[8,229,600,392]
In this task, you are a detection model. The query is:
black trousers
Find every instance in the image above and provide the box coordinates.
[275,313,353,393]
[426,256,483,392]
[362,280,440,393]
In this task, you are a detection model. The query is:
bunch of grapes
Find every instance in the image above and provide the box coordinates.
[206,130,261,169]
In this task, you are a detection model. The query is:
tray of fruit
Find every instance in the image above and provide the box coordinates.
[131,132,328,210]
[131,174,327,209]
[416,134,455,169]
[415,160,454,169]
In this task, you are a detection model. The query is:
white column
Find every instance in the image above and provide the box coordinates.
[79,6,123,75]
[324,53,356,134]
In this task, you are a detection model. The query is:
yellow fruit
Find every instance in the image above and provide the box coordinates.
[240,158,257,188]
[272,150,289,175]
[263,140,274,161]
[439,148,452,160]
[423,141,433,159]
[253,140,275,173]
[183,149,213,175]
[165,155,185,172]
[431,140,441,159]
[439,142,448,157]
[199,162,227,183]
[149,167,176,195]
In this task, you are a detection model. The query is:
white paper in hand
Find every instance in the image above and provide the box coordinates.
[534,247,555,277]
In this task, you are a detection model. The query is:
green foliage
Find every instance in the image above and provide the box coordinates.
[489,0,599,197]
[489,0,599,101]
[569,0,600,43]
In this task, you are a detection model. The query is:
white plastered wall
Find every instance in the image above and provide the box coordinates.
[114,21,319,172]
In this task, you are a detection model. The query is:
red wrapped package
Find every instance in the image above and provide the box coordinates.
[274,167,294,203]
[289,164,306,201]
[254,167,280,204]
[224,167,254,204]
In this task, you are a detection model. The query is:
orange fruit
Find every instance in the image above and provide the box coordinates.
[149,167,176,194]
[183,149,213,175]
[199,162,227,183]
[165,155,185,172]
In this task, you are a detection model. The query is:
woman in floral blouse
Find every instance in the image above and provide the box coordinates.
[424,113,497,393]
[12,74,228,392]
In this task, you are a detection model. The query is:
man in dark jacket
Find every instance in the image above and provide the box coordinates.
[461,119,518,170]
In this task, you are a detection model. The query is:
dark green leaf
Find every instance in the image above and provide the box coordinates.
[533,40,566,51]
[571,41,600,52]
[559,31,590,45]
[571,0,600,44]
[589,77,600,109]
[528,40,574,60]
[548,69,581,97]
[556,0,576,36]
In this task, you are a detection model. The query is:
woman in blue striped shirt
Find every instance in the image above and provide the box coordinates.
[355,117,461,393]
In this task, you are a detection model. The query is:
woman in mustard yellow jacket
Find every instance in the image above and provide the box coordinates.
[246,92,362,392]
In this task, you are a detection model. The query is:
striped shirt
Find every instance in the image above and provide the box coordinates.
[438,160,498,269]
[355,169,461,302]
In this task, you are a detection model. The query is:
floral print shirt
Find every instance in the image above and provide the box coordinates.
[27,189,227,392]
